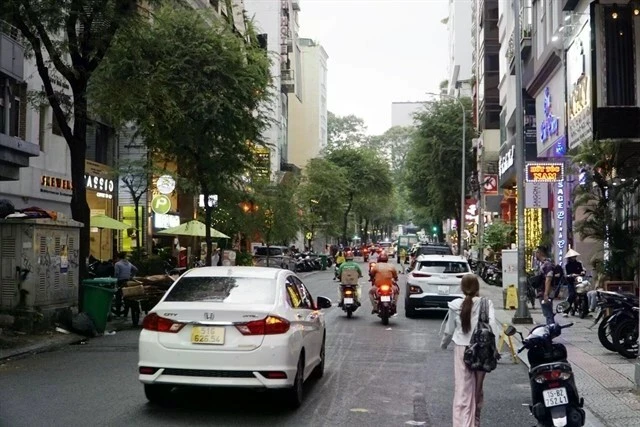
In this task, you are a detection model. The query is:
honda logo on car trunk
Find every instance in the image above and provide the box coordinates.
[204,313,215,320]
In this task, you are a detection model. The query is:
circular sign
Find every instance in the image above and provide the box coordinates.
[156,175,176,195]
[151,195,171,214]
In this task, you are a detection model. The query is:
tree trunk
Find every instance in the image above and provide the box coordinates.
[203,190,213,266]
[363,218,369,244]
[342,194,353,245]
[134,197,141,252]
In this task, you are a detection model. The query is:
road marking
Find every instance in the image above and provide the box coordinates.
[405,422,426,426]
[350,408,369,413]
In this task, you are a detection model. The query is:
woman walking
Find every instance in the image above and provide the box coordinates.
[440,274,497,427]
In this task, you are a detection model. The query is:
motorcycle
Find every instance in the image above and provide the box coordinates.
[363,248,369,262]
[506,323,586,427]
[375,282,397,326]
[339,283,360,318]
[573,276,592,319]
[591,291,639,355]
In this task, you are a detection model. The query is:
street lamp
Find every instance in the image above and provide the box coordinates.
[425,91,467,255]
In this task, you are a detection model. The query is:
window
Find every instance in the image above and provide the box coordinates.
[94,122,111,164]
[164,276,277,304]
[38,105,48,151]
[603,6,636,106]
[10,96,20,137]
[286,276,313,309]
[291,276,314,309]
[418,261,470,274]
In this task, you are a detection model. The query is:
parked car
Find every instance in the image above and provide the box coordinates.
[253,246,295,271]
[404,255,471,317]
[138,266,332,408]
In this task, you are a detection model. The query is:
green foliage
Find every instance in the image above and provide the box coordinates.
[234,251,254,266]
[404,97,475,222]
[250,178,301,246]
[325,111,369,153]
[90,6,271,264]
[368,126,416,182]
[482,220,514,252]
[570,139,640,280]
[325,147,393,243]
[297,158,349,238]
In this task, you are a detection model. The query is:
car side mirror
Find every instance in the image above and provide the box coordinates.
[505,325,517,336]
[316,296,332,309]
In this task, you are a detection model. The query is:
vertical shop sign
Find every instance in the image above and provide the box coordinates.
[555,181,567,264]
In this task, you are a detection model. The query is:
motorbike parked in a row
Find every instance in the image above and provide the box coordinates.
[506,323,585,427]
[591,290,639,359]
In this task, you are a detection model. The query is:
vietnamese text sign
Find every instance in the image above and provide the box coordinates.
[525,163,564,183]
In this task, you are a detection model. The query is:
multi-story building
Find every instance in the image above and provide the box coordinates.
[245,0,301,176]
[470,0,501,251]
[446,0,474,97]
[287,38,328,169]
[0,20,119,260]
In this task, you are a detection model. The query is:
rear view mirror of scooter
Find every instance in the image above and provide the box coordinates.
[505,325,524,341]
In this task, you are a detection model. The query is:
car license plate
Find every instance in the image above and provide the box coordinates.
[380,295,391,302]
[191,326,225,345]
[542,387,569,407]
[438,286,449,295]
[344,297,354,304]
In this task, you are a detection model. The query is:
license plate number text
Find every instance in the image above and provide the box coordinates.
[542,387,568,407]
[191,326,225,345]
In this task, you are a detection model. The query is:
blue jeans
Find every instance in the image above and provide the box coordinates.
[540,299,555,325]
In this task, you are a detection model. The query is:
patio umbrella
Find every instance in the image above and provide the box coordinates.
[157,220,230,239]
[90,214,132,260]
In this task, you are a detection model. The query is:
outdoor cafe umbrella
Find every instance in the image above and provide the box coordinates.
[157,220,230,239]
[90,214,132,260]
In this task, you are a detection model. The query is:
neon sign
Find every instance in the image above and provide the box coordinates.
[556,181,567,264]
[539,87,559,144]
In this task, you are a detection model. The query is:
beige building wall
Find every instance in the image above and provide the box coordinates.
[288,39,328,169]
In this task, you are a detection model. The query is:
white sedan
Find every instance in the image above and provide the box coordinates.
[138,266,332,408]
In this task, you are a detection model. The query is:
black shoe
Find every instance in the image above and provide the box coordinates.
[338,302,343,308]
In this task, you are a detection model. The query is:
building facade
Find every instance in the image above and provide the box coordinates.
[287,38,328,169]
[245,0,302,176]
[446,0,474,97]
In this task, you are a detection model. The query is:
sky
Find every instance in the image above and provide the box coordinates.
[299,0,451,135]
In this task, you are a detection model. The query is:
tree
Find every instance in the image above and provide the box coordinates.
[571,139,640,280]
[369,125,416,181]
[90,6,271,265]
[325,148,393,244]
[296,158,349,241]
[115,158,152,253]
[404,97,475,249]
[325,111,369,153]
[0,0,155,280]
[481,220,514,253]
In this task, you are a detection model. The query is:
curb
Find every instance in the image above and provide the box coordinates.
[0,332,86,363]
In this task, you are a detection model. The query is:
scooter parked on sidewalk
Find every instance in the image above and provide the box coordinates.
[506,323,585,427]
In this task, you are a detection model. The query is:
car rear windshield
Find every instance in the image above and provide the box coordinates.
[379,242,391,248]
[255,247,285,256]
[164,276,276,304]
[418,261,469,274]
[417,246,452,256]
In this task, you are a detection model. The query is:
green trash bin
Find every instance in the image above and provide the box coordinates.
[82,283,117,333]
[82,277,118,289]
[319,255,327,271]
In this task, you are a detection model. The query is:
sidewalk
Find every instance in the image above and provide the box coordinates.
[0,329,85,362]
[481,281,640,427]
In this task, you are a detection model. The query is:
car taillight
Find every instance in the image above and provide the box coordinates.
[235,315,290,335]
[409,285,423,294]
[142,313,185,333]
[412,272,432,278]
[534,370,571,384]
[139,367,159,375]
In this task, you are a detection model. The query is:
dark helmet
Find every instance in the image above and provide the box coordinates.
[378,252,388,262]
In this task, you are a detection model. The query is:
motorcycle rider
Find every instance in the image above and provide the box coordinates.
[337,251,363,306]
[563,248,586,317]
[369,252,399,314]
[333,249,346,280]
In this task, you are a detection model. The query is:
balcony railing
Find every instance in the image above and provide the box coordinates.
[281,69,294,93]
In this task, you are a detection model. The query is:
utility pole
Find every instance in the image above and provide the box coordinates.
[477,141,485,260]
[512,0,533,324]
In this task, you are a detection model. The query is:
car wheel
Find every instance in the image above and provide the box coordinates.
[144,384,172,404]
[405,304,416,318]
[312,337,326,379]
[286,354,305,408]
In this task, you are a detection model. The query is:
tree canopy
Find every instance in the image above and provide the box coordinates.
[404,97,475,233]
[325,111,369,153]
[90,5,271,264]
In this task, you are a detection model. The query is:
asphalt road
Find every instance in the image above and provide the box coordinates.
[0,261,536,427]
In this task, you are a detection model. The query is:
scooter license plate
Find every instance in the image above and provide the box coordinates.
[344,298,354,304]
[380,295,392,302]
[542,387,569,407]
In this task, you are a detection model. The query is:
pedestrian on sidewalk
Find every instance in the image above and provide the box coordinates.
[533,245,556,325]
[440,274,498,427]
